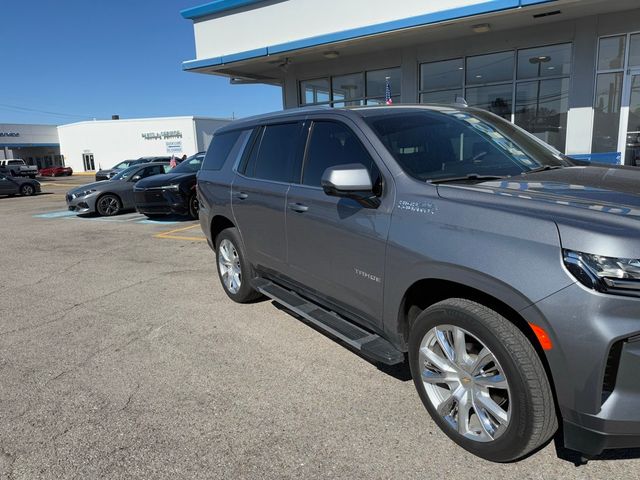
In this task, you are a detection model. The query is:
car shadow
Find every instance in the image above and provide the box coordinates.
[552,434,640,466]
[271,301,412,382]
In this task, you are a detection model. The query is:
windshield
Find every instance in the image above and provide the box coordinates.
[110,165,140,181]
[364,108,574,182]
[170,153,204,173]
[112,160,136,170]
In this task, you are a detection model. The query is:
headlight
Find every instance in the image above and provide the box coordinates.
[563,250,640,295]
[73,189,96,198]
[147,184,180,191]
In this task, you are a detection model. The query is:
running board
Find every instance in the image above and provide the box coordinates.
[252,278,404,365]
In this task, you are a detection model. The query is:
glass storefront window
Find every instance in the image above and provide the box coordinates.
[301,68,401,107]
[515,78,569,152]
[466,51,514,85]
[598,36,626,70]
[366,68,401,98]
[420,59,464,91]
[300,78,330,105]
[420,89,463,104]
[592,72,624,153]
[629,34,640,68]
[466,84,513,120]
[625,75,640,166]
[517,44,572,80]
[332,72,365,105]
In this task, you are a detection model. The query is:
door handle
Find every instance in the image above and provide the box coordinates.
[288,202,309,213]
[234,192,249,200]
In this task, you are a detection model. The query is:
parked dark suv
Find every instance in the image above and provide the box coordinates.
[197,105,640,462]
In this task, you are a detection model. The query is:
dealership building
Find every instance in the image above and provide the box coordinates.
[57,116,229,172]
[181,0,640,166]
[0,116,229,173]
[0,123,62,168]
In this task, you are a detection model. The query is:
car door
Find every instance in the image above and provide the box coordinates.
[285,119,393,329]
[0,175,17,195]
[231,122,305,275]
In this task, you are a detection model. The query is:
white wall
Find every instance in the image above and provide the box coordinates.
[58,117,202,172]
[0,123,59,148]
[193,0,499,59]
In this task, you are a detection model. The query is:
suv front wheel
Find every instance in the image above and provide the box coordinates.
[408,298,557,462]
[215,228,261,303]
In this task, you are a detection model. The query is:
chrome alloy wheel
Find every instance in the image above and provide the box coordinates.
[419,325,511,442]
[218,239,242,294]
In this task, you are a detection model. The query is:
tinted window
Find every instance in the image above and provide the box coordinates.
[302,121,379,187]
[141,164,167,178]
[365,110,572,182]
[248,123,301,182]
[203,130,242,171]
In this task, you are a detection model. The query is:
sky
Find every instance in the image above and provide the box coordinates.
[1,0,282,125]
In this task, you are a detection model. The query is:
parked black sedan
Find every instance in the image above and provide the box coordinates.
[134,152,205,219]
[0,173,41,197]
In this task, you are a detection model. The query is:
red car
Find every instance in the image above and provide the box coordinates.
[39,166,73,177]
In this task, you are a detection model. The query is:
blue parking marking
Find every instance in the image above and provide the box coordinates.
[33,210,77,219]
[34,210,181,225]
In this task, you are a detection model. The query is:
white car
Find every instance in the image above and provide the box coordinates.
[0,159,38,178]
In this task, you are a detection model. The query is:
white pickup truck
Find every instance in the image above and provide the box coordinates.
[0,159,38,178]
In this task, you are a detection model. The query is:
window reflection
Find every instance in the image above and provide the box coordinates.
[466,51,514,85]
[517,44,572,79]
[598,36,626,70]
[300,78,330,105]
[466,84,513,120]
[515,78,569,151]
[592,72,623,153]
[420,59,464,91]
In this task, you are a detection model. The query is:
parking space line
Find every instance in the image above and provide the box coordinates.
[154,224,206,242]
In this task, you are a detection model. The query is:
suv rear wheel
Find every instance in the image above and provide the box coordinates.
[408,298,557,462]
[215,228,261,303]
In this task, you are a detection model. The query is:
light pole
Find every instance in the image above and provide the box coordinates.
[528,55,551,122]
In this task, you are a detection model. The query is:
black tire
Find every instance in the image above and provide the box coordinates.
[188,193,199,219]
[408,298,557,462]
[215,228,261,303]
[96,194,122,216]
[20,184,36,196]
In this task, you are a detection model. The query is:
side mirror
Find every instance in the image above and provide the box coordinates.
[131,174,142,182]
[321,163,379,208]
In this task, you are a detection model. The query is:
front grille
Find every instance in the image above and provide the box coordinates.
[602,340,624,404]
[66,194,72,202]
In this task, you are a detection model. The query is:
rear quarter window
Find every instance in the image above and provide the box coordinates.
[202,130,244,171]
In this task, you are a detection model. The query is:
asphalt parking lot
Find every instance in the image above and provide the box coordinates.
[1,176,639,479]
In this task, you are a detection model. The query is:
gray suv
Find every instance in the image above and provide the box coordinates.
[197,105,640,462]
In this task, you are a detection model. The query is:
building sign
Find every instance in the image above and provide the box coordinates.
[166,141,183,153]
[0,132,20,137]
[141,130,183,140]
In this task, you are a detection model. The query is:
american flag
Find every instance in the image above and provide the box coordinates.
[385,76,393,105]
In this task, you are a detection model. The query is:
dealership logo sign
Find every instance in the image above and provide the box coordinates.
[0,132,20,137]
[141,130,183,140]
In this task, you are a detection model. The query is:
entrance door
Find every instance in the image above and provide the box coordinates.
[82,153,95,171]
[621,71,640,166]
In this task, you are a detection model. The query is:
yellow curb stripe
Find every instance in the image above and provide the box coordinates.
[153,223,205,242]
[155,235,207,242]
